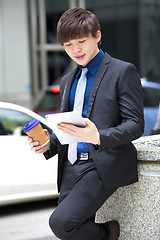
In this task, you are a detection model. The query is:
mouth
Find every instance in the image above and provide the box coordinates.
[75,54,85,61]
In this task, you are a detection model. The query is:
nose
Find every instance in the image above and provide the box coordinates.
[72,43,81,53]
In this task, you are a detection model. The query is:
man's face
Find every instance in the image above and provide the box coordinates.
[63,31,101,67]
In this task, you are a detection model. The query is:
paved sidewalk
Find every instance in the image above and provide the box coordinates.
[0,200,59,240]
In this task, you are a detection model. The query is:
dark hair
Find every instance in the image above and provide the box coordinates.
[57,8,101,46]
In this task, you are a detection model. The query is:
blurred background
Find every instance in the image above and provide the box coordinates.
[1,2,160,237]
[1,0,160,138]
[0,0,160,219]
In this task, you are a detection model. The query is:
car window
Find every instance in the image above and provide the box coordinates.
[143,88,160,107]
[34,92,60,111]
[0,108,52,136]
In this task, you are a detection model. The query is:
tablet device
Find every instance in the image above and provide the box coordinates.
[45,111,86,144]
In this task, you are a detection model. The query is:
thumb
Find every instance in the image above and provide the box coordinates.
[44,129,49,138]
[83,118,92,126]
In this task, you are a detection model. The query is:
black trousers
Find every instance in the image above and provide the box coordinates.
[49,159,117,240]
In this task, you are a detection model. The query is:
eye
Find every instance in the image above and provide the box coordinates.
[65,43,71,47]
[79,40,86,44]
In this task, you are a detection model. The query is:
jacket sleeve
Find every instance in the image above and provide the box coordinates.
[43,133,58,159]
[98,63,144,151]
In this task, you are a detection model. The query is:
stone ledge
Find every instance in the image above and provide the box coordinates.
[133,135,160,161]
[96,135,160,240]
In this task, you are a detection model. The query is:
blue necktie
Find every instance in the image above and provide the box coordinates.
[68,68,88,164]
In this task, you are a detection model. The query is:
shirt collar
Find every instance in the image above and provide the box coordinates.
[81,49,104,76]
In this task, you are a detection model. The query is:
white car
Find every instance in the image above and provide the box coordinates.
[0,102,58,206]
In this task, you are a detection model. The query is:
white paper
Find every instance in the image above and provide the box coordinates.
[45,111,86,145]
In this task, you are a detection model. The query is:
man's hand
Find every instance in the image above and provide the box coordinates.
[58,118,100,145]
[28,129,50,154]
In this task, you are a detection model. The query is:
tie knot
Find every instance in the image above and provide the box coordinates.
[81,68,88,76]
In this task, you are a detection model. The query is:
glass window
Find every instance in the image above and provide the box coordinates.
[143,88,160,108]
[28,0,72,97]
[0,109,33,136]
[45,0,69,43]
[85,0,139,67]
[45,1,72,85]
[0,108,52,136]
[139,2,160,83]
[47,51,72,85]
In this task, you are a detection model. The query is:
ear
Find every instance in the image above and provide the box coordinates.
[96,30,101,43]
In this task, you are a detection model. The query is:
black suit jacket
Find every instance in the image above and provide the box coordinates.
[44,52,144,191]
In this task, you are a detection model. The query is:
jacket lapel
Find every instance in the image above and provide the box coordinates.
[60,52,111,116]
[87,52,111,118]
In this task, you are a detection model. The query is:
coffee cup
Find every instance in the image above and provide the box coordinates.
[23,119,49,147]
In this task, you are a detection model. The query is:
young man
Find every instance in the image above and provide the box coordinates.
[29,8,144,240]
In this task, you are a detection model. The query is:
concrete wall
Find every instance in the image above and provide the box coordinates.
[96,135,160,240]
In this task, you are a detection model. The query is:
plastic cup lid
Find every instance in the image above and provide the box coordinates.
[23,119,40,133]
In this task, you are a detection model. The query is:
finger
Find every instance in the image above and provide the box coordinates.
[33,142,50,153]
[83,118,90,123]
[44,129,49,137]
[29,141,40,147]
[27,136,33,142]
[35,149,43,154]
[35,147,43,153]
[58,123,77,133]
[58,123,76,129]
[31,145,41,152]
[60,127,77,136]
